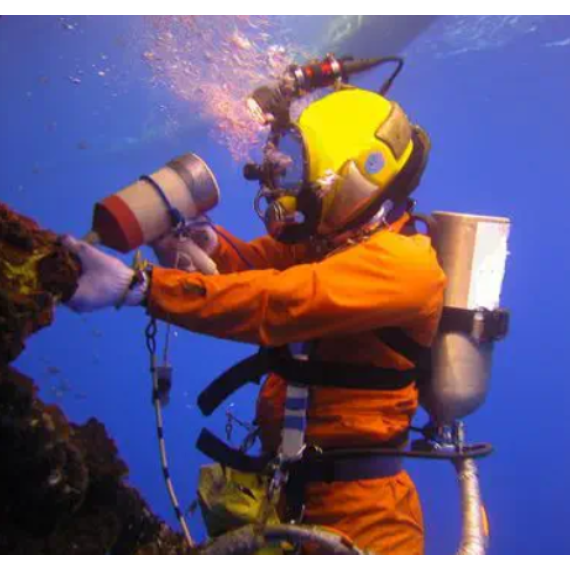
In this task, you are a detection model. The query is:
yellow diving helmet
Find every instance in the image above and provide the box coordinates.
[251,87,431,243]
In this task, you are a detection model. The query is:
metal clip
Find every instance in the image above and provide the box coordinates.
[268,455,289,499]
[472,310,486,343]
[472,308,510,343]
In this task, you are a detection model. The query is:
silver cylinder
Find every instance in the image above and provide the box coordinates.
[421,212,510,424]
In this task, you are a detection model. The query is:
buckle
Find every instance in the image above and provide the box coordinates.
[473,308,510,343]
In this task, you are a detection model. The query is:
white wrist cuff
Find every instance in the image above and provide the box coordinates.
[124,271,150,307]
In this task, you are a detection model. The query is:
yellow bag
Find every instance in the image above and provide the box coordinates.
[197,463,284,554]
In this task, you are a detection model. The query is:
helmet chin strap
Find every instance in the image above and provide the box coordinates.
[369,200,395,226]
[323,199,396,250]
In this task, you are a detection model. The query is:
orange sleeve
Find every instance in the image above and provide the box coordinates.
[147,230,445,347]
[211,226,307,273]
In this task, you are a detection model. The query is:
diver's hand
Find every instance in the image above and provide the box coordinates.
[62,236,145,312]
[151,217,219,275]
[152,234,219,275]
[185,215,219,256]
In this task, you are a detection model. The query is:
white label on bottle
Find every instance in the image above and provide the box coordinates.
[468,221,510,310]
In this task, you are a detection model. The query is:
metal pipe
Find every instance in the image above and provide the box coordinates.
[455,458,488,555]
[199,524,364,555]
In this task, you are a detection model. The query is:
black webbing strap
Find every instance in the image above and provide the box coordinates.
[439,306,510,342]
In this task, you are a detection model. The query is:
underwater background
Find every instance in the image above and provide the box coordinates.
[1,15,569,554]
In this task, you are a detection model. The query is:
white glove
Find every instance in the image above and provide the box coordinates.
[63,236,145,313]
[152,217,219,275]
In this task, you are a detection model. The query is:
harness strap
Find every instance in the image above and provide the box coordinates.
[439,306,510,343]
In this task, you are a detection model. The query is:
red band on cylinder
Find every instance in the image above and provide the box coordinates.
[92,194,144,253]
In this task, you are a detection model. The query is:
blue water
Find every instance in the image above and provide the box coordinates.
[1,15,569,554]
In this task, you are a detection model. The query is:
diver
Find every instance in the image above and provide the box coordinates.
[63,83,446,554]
